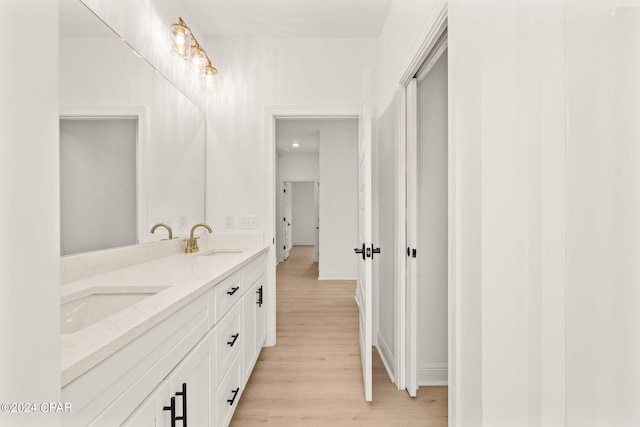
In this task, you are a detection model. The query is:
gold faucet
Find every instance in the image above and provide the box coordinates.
[184,223,213,253]
[150,223,173,240]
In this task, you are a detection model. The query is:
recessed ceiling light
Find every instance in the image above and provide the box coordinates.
[292,143,300,148]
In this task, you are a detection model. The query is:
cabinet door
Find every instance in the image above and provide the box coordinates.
[242,285,257,386]
[168,334,210,427]
[255,276,267,349]
[122,381,170,427]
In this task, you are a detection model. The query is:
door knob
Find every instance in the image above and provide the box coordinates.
[353,243,365,260]
[371,244,381,259]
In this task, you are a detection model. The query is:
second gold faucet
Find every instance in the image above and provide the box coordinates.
[184,223,213,253]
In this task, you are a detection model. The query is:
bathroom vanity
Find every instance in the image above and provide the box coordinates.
[60,236,268,426]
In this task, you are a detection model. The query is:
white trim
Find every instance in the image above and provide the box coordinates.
[265,105,360,348]
[292,241,315,246]
[317,272,357,281]
[59,105,148,248]
[376,331,395,384]
[398,1,449,86]
[418,363,448,386]
[394,86,408,392]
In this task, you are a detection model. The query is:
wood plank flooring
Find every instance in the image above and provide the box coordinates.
[231,246,447,426]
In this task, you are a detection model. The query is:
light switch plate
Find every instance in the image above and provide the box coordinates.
[238,215,258,230]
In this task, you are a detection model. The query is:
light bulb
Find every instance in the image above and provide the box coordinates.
[170,18,192,59]
[203,64,218,89]
[191,45,207,75]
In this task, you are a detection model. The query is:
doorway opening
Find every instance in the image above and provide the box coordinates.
[274,117,359,281]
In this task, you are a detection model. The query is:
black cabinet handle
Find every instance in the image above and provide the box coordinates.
[354,243,365,260]
[175,383,187,426]
[227,387,240,406]
[227,333,240,347]
[163,397,176,427]
[256,285,263,307]
[227,286,239,296]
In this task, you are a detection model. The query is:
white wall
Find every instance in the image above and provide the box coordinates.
[449,1,569,424]
[205,37,377,234]
[0,1,61,426]
[318,127,358,280]
[565,2,640,425]
[291,182,316,245]
[278,153,320,181]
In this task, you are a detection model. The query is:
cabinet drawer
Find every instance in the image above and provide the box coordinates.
[243,254,266,290]
[214,271,243,323]
[215,307,242,384]
[216,354,242,427]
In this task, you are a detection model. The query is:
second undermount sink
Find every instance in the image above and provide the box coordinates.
[198,249,245,256]
[61,288,165,334]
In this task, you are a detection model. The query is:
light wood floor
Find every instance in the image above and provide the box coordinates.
[231,246,447,426]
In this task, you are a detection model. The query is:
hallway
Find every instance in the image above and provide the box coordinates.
[232,246,447,426]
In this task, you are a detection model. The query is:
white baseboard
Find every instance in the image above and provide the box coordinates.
[376,331,395,383]
[318,272,357,280]
[292,241,314,246]
[418,363,448,386]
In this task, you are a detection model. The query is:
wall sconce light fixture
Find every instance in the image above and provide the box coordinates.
[170,17,218,89]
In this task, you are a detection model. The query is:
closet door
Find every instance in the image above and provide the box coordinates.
[406,78,419,397]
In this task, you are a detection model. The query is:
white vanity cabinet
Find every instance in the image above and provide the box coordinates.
[63,251,267,427]
[121,381,170,427]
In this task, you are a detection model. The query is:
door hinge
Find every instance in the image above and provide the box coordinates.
[283,245,286,250]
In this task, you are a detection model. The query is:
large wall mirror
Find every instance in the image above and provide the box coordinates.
[59,0,205,255]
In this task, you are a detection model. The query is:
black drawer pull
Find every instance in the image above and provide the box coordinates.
[227,387,240,406]
[227,333,240,347]
[175,383,187,426]
[163,396,176,427]
[256,285,263,307]
[227,286,239,296]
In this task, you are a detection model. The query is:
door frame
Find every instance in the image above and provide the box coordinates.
[279,178,319,264]
[396,1,456,422]
[264,106,359,348]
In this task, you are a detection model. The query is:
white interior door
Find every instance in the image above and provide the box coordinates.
[283,182,292,260]
[406,78,419,397]
[355,73,374,402]
[314,181,319,263]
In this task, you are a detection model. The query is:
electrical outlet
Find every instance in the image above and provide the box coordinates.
[224,215,235,229]
[238,215,258,230]
[177,215,188,229]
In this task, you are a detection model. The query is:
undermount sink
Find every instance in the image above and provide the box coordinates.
[61,289,164,334]
[198,249,244,256]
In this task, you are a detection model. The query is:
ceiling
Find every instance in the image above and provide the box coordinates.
[276,119,358,155]
[181,0,393,38]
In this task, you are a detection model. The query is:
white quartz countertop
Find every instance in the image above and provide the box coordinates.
[60,240,269,387]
